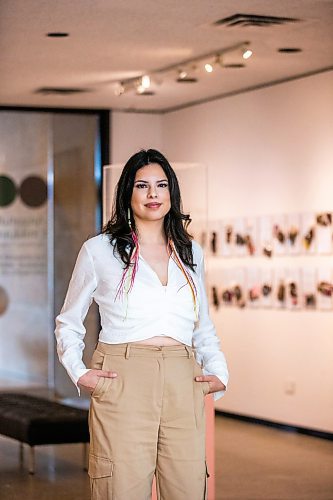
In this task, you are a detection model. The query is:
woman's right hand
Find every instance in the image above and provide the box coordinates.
[78,369,118,394]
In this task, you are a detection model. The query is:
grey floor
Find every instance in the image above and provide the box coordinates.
[0,401,332,500]
[215,416,333,500]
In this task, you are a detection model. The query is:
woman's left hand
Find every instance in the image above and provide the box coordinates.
[195,375,226,394]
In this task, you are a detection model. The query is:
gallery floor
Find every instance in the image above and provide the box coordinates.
[0,402,332,500]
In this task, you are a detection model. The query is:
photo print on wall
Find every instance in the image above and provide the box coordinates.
[204,211,332,259]
[197,210,332,312]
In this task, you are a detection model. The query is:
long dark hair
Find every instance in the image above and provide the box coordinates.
[102,148,196,272]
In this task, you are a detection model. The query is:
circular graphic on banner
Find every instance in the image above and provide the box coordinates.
[0,286,9,316]
[20,176,48,207]
[0,175,17,207]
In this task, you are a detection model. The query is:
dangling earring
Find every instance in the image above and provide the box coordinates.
[127,206,138,250]
[127,207,139,254]
[127,206,139,256]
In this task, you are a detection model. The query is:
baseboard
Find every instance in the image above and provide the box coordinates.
[215,410,333,441]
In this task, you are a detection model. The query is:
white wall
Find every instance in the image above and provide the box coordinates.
[111,111,163,163]
[110,71,333,432]
[161,70,333,433]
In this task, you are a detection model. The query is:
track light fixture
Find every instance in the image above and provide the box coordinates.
[113,41,253,96]
[176,67,198,83]
[134,74,151,94]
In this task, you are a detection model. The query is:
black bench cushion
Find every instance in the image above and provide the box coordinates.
[0,393,89,446]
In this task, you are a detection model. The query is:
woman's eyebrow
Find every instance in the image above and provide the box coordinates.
[134,179,168,183]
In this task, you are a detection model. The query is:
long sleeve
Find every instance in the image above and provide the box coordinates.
[192,249,229,401]
[54,242,97,393]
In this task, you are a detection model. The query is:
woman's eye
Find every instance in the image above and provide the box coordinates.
[135,182,168,189]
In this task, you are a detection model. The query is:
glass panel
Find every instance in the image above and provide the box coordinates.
[0,111,50,387]
[0,111,101,399]
[53,113,100,398]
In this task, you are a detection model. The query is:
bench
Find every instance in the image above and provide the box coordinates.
[0,392,90,474]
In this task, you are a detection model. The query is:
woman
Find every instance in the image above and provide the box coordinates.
[55,148,229,500]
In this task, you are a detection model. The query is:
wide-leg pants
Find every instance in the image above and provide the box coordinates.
[88,341,210,500]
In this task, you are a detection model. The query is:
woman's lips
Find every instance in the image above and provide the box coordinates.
[145,203,161,208]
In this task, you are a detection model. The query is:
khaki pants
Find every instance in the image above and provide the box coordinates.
[88,342,210,500]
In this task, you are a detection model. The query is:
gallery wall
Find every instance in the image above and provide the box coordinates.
[111,69,333,432]
[111,112,163,163]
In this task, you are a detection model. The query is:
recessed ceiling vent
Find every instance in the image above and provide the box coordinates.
[212,13,301,28]
[35,87,90,95]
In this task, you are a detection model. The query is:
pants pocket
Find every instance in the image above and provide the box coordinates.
[90,349,105,370]
[202,381,210,396]
[91,375,105,397]
[193,357,210,396]
[192,357,206,429]
[90,349,109,398]
[88,453,114,499]
[88,453,114,478]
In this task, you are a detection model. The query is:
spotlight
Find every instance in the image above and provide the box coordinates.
[141,75,151,89]
[243,48,253,59]
[205,55,222,72]
[178,69,188,80]
[204,63,213,73]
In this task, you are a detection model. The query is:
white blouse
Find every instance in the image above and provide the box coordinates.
[54,233,229,401]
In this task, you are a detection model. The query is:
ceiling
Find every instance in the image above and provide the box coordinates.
[1,0,333,113]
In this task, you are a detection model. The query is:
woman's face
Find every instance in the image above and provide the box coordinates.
[131,163,171,224]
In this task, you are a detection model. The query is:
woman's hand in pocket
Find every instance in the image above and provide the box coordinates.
[78,369,118,394]
[195,375,226,395]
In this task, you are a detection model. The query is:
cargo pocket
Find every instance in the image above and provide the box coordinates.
[204,460,210,500]
[88,454,114,499]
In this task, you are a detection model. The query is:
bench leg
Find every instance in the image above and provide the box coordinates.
[28,446,35,475]
[83,442,88,471]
